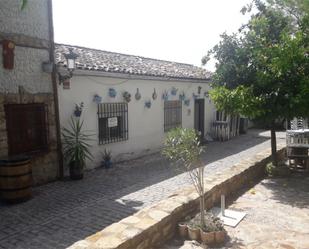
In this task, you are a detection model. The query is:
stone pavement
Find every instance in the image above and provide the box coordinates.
[223,174,309,249]
[163,174,309,249]
[0,130,285,249]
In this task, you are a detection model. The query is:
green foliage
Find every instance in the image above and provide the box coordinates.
[62,117,94,167]
[204,0,309,124]
[265,162,277,176]
[163,128,207,227]
[265,161,291,177]
[162,127,203,170]
[209,85,264,118]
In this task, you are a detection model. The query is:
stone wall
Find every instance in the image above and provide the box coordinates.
[0,0,59,184]
[68,145,286,249]
[0,0,50,40]
[0,92,59,185]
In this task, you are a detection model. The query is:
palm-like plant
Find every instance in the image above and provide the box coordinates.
[62,117,93,179]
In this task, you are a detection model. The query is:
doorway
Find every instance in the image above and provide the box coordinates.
[194,99,205,139]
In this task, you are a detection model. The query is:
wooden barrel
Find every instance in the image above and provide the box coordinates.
[0,156,32,203]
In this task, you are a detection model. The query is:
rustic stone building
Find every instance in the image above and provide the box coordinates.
[0,0,60,184]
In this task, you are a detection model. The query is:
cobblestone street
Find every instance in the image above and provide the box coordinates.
[0,130,285,249]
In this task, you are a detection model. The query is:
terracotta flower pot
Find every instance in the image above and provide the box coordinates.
[188,226,200,241]
[200,230,215,245]
[215,230,226,244]
[178,223,188,238]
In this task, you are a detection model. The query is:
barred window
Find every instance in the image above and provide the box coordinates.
[5,103,49,155]
[98,103,128,144]
[164,100,182,132]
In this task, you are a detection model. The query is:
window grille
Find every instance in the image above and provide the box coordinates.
[164,100,182,132]
[5,103,49,156]
[98,103,128,144]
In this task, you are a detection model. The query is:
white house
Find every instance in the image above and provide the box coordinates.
[55,44,215,171]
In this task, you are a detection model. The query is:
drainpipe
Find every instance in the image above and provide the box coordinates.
[47,0,64,179]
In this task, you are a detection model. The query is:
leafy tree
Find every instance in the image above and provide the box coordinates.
[162,128,206,227]
[204,0,309,165]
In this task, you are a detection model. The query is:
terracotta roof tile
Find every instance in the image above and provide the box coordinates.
[55,44,211,80]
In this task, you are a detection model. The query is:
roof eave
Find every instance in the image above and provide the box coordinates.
[58,66,212,83]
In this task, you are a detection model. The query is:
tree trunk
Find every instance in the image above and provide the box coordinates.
[199,166,205,228]
[270,124,277,166]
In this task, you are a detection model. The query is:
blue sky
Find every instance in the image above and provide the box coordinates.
[52,0,251,71]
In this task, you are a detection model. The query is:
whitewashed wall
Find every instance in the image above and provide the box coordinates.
[58,74,216,170]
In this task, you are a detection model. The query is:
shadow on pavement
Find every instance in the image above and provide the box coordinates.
[0,129,285,249]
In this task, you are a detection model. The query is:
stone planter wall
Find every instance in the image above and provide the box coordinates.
[68,145,286,249]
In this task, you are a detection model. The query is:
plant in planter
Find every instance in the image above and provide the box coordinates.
[178,216,191,238]
[187,221,200,241]
[162,128,206,228]
[93,94,102,104]
[197,212,226,245]
[74,102,84,117]
[101,149,112,169]
[145,100,151,108]
[266,161,291,177]
[123,91,131,102]
[184,99,190,106]
[62,117,93,180]
[179,91,186,101]
[171,87,178,95]
[162,90,169,101]
[109,88,117,98]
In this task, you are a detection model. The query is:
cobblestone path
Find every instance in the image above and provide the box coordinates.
[0,130,285,249]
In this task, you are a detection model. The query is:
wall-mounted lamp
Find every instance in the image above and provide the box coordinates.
[58,48,78,84]
[198,86,202,94]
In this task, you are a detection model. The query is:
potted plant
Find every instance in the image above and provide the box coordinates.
[184,99,190,106]
[62,117,93,180]
[178,216,190,238]
[178,221,188,238]
[199,212,225,245]
[102,149,112,169]
[171,87,178,95]
[93,94,102,104]
[145,100,151,108]
[162,90,169,101]
[187,221,200,241]
[123,91,131,102]
[179,91,185,101]
[74,102,84,117]
[109,88,117,98]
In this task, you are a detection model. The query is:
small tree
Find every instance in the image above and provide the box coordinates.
[162,128,206,227]
[204,0,309,165]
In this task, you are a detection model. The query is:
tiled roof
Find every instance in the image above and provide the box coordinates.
[55,44,211,81]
